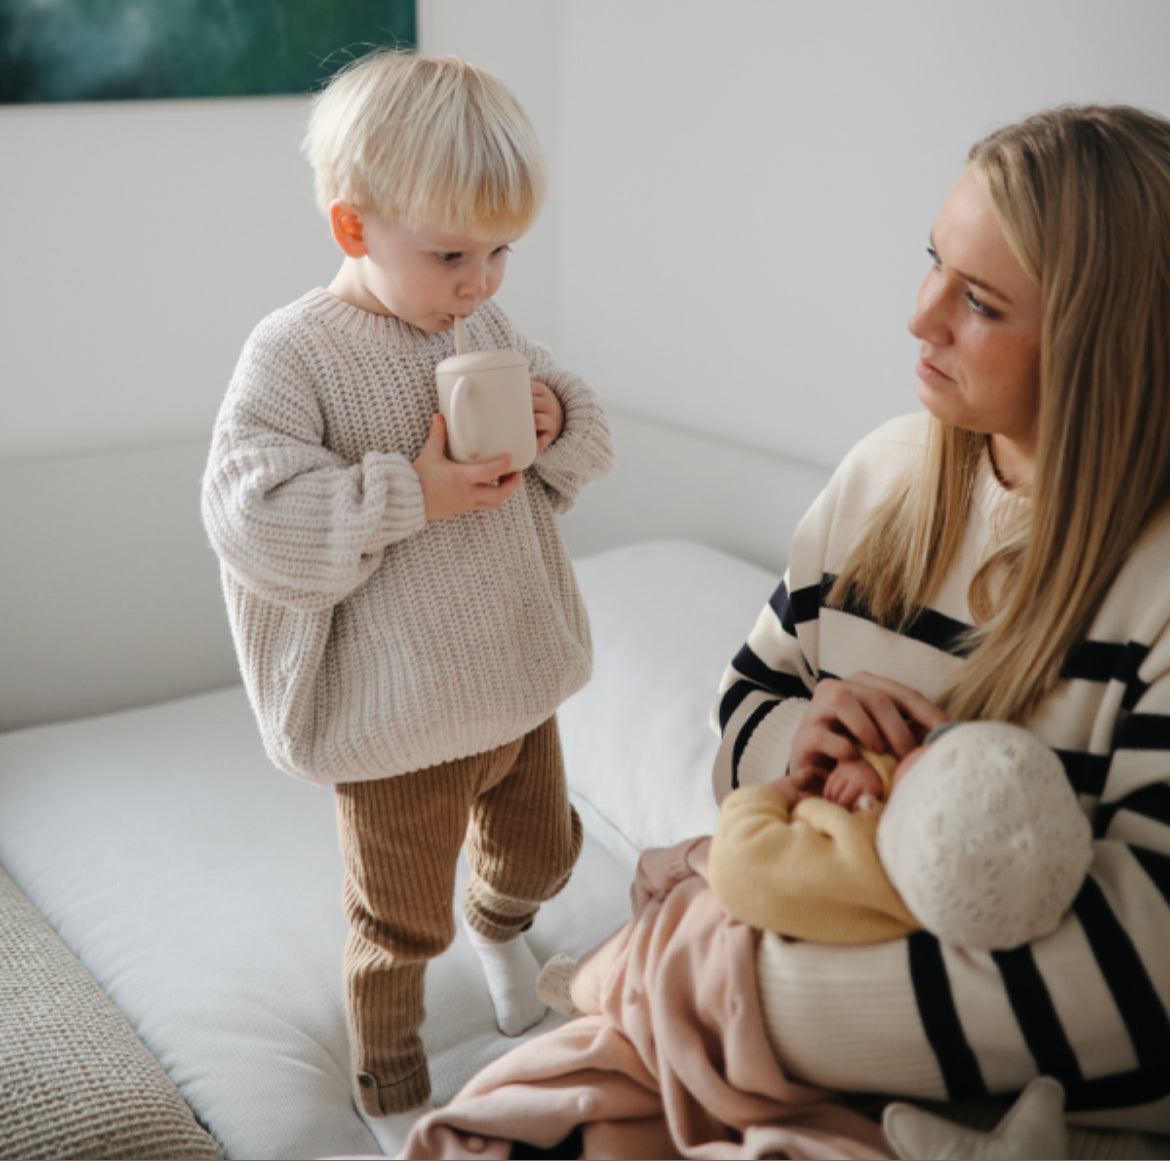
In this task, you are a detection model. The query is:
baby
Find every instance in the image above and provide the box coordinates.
[709,720,1094,950]
[540,721,1093,1019]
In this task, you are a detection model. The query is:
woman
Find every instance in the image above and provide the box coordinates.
[714,104,1170,1129]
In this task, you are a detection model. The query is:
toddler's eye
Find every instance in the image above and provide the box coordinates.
[437,251,464,264]
[491,244,512,258]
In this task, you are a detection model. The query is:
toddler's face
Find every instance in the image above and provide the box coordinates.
[347,214,517,332]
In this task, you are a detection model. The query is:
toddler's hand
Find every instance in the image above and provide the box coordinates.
[532,379,564,450]
[413,414,522,521]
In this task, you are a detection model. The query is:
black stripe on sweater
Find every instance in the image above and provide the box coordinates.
[785,579,824,626]
[828,578,975,658]
[1056,749,1111,799]
[1064,1065,1170,1112]
[907,932,987,1100]
[767,580,799,635]
[730,701,780,790]
[1073,876,1170,1074]
[729,644,811,702]
[1097,782,1170,839]
[717,680,755,733]
[1061,640,1150,710]
[1131,847,1170,908]
[992,946,1083,1085]
[1116,713,1170,751]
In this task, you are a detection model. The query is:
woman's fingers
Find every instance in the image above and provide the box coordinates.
[789,672,949,775]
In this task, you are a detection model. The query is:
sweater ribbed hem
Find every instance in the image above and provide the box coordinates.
[757,932,945,1097]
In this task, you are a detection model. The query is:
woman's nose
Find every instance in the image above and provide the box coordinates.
[908,271,948,344]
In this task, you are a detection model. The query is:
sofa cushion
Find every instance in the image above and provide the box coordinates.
[0,863,223,1161]
[561,540,776,867]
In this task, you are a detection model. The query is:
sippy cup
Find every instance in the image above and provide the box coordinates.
[435,318,537,472]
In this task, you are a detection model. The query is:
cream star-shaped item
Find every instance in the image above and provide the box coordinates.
[882,1077,1068,1160]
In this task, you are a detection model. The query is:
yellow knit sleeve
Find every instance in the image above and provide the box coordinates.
[708,785,919,944]
[859,748,898,799]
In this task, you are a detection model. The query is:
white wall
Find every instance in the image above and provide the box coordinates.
[0,3,561,463]
[4,1,1170,471]
[544,0,1170,468]
[1,96,335,459]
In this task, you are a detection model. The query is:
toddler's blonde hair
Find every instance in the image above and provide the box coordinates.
[303,50,546,237]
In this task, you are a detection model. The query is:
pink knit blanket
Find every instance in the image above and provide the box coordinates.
[403,838,892,1159]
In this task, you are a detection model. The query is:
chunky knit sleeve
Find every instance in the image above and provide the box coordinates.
[708,786,918,943]
[710,416,928,802]
[731,416,1170,1129]
[515,333,615,514]
[201,318,426,612]
[757,581,1170,1127]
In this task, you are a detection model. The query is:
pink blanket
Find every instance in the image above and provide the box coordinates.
[403,838,892,1160]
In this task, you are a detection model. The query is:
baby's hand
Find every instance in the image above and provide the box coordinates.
[413,414,522,521]
[769,767,827,807]
[822,758,884,812]
[532,379,564,450]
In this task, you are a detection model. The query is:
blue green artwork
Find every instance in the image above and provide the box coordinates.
[0,0,416,104]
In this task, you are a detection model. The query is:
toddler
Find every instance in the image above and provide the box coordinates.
[200,49,613,1142]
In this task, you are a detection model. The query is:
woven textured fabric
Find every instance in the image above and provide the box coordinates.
[0,865,222,1161]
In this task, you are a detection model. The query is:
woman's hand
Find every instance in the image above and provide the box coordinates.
[788,671,948,782]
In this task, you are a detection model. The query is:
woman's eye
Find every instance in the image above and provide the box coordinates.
[966,291,1002,320]
[926,244,941,267]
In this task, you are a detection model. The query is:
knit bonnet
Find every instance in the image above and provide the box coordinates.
[876,721,1093,950]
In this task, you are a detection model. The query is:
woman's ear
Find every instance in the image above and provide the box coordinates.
[330,202,368,257]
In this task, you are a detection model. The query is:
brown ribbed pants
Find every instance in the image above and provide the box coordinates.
[335,716,582,1115]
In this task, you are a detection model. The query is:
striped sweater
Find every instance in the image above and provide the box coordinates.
[201,289,613,783]
[712,412,1170,1131]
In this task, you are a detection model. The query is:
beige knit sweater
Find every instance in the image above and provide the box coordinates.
[201,289,613,783]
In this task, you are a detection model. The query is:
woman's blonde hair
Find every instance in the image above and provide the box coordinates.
[829,105,1170,722]
[303,50,546,237]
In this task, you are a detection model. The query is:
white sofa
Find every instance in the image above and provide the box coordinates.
[4,414,1167,1160]
[0,413,824,1159]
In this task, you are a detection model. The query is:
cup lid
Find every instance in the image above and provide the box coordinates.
[437,348,527,373]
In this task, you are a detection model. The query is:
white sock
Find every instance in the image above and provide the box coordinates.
[358,1100,431,1157]
[464,923,548,1036]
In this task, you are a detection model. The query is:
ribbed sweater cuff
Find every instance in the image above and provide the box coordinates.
[737,697,808,787]
[533,385,614,489]
[375,455,428,545]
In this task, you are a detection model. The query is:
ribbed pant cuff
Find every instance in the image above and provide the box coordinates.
[355,1059,431,1116]
[463,876,540,942]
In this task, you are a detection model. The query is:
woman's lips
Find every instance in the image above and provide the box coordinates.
[916,357,954,383]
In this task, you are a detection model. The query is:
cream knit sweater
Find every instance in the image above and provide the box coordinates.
[201,289,613,783]
[713,412,1170,1129]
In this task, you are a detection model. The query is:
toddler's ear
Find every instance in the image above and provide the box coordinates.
[329,202,368,257]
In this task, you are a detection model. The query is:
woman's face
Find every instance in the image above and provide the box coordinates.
[909,166,1043,486]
